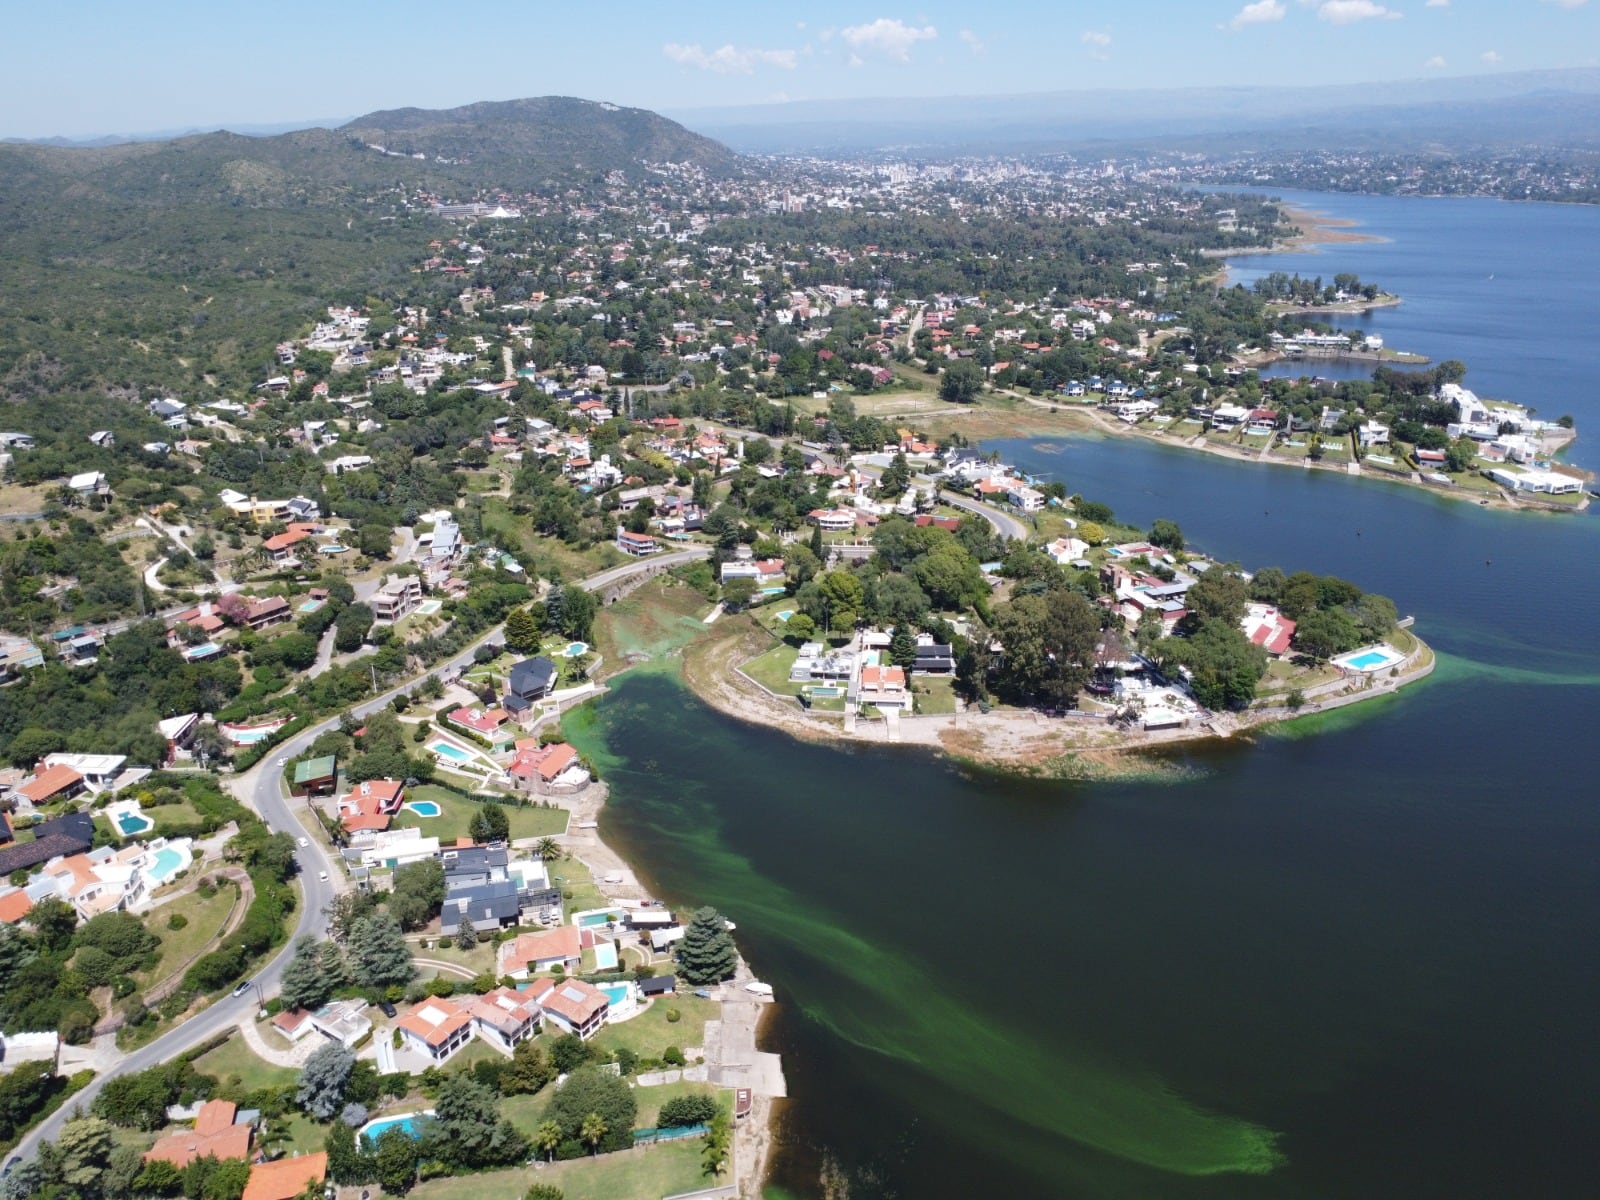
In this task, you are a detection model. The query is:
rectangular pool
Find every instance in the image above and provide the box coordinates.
[1334,644,1404,673]
[593,942,619,970]
[430,742,471,762]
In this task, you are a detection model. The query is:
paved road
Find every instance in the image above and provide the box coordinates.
[12,545,708,1166]
[940,488,1028,540]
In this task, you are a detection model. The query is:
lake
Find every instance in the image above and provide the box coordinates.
[563,192,1600,1199]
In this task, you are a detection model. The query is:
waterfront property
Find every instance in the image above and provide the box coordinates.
[1332,644,1405,673]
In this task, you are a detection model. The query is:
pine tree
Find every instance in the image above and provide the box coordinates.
[347,912,414,988]
[297,1043,356,1120]
[889,624,918,672]
[676,906,738,985]
[809,523,824,560]
[280,936,334,1012]
[455,917,478,950]
[504,607,541,654]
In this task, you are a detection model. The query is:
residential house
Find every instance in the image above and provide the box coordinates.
[441,880,524,932]
[395,997,474,1064]
[358,829,441,872]
[0,889,32,926]
[243,597,291,631]
[506,740,589,794]
[291,755,337,796]
[639,974,678,999]
[913,639,957,675]
[807,507,857,532]
[0,813,94,877]
[531,977,609,1040]
[720,558,785,584]
[789,642,856,684]
[855,664,909,710]
[158,714,199,763]
[261,528,311,564]
[144,1099,252,1169]
[240,1152,327,1200]
[447,706,511,742]
[67,472,111,498]
[42,753,126,794]
[0,635,44,686]
[497,925,582,979]
[1045,537,1091,566]
[468,987,544,1055]
[615,527,659,557]
[309,999,371,1048]
[1241,604,1297,657]
[337,779,405,838]
[370,576,423,623]
[1358,421,1391,448]
[17,763,86,808]
[505,657,558,706]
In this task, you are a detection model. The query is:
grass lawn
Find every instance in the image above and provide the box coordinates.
[481,497,627,584]
[270,1113,327,1155]
[588,995,718,1062]
[633,1079,729,1130]
[550,856,609,917]
[910,675,957,715]
[408,1139,709,1200]
[412,937,497,975]
[741,642,799,696]
[592,576,712,670]
[392,786,568,844]
[134,883,242,990]
[192,1033,299,1092]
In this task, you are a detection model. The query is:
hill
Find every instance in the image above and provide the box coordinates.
[0,96,736,407]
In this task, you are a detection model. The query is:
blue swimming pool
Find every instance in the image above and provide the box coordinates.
[760,586,787,596]
[297,599,324,613]
[184,642,221,660]
[405,801,442,818]
[115,811,154,836]
[592,942,619,970]
[1344,651,1390,670]
[145,847,185,883]
[561,641,589,657]
[598,982,632,1009]
[1334,644,1403,672]
[361,1111,433,1145]
[775,610,795,622]
[430,742,471,762]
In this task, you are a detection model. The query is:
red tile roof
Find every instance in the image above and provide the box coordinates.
[19,763,83,804]
[241,1153,327,1200]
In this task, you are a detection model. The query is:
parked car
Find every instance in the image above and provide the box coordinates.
[693,988,713,999]
[297,836,308,848]
[318,871,329,882]
[378,1001,397,1018]
[231,981,252,998]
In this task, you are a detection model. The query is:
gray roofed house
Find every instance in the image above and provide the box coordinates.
[507,657,558,702]
[441,846,509,888]
[441,880,524,932]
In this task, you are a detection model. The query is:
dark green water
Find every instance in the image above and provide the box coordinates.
[562,194,1600,1198]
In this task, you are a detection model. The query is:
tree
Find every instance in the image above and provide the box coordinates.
[455,917,478,951]
[888,625,917,672]
[431,1071,528,1167]
[134,1157,183,1197]
[878,451,911,499]
[677,906,738,985]
[47,1115,115,1195]
[324,1121,369,1187]
[298,1042,356,1120]
[26,896,77,952]
[702,1110,732,1177]
[990,589,1101,708]
[1183,569,1249,631]
[389,859,445,931]
[280,936,335,1012]
[1293,608,1362,662]
[1148,519,1185,551]
[334,603,375,654]
[373,1125,417,1195]
[469,802,510,845]
[1161,621,1268,711]
[1076,520,1105,547]
[347,912,414,988]
[502,1038,554,1096]
[504,607,541,655]
[525,1186,565,1200]
[548,1066,636,1155]
[939,359,984,404]
[533,1121,563,1163]
[658,1094,719,1128]
[721,578,758,611]
[534,837,563,863]
[547,585,598,642]
[784,613,816,641]
[580,1112,607,1156]
[195,1156,250,1200]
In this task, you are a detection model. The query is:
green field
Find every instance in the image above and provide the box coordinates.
[408,1138,709,1200]
[133,883,241,991]
[911,675,958,715]
[392,785,569,844]
[741,642,800,697]
[588,994,718,1062]
[191,1033,299,1092]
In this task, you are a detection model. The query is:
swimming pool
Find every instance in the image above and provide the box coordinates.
[1334,644,1404,673]
[575,909,620,929]
[361,1111,433,1145]
[775,610,795,622]
[145,847,186,884]
[184,642,222,661]
[560,641,589,657]
[597,982,632,1009]
[404,800,442,818]
[222,721,285,745]
[808,686,844,698]
[592,942,619,970]
[760,586,787,596]
[416,599,442,615]
[430,742,472,762]
[320,544,348,554]
[297,599,324,613]
[115,811,154,836]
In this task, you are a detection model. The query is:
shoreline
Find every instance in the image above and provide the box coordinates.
[674,609,1437,780]
[557,701,785,1197]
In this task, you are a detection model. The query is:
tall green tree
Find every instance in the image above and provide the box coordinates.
[888,625,918,672]
[279,936,335,1012]
[547,1066,636,1155]
[990,589,1101,708]
[347,912,414,988]
[469,802,510,845]
[677,907,738,985]
[504,607,542,654]
[373,1125,417,1195]
[297,1043,357,1121]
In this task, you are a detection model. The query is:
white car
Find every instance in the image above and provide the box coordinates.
[297,836,309,848]
[318,871,329,882]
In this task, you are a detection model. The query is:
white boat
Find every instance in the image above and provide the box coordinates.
[743,981,774,997]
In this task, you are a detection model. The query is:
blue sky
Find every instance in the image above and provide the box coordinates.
[5,0,1598,138]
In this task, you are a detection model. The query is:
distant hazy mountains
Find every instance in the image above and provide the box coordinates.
[666,68,1600,156]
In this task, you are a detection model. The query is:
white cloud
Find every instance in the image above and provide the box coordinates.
[1318,1,1401,23]
[1229,1,1287,31]
[1081,30,1112,60]
[1424,54,1446,68]
[1425,0,1449,7]
[959,29,986,55]
[840,17,938,62]
[1481,49,1502,63]
[663,43,798,75]
[1544,0,1588,9]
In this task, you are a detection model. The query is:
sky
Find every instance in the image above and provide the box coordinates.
[4,0,1598,139]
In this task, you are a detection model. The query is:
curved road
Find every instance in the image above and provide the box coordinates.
[14,546,708,1165]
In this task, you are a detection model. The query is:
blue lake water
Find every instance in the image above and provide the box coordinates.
[569,190,1600,1200]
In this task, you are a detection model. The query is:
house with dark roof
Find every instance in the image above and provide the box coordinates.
[441,880,523,933]
[506,657,558,704]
